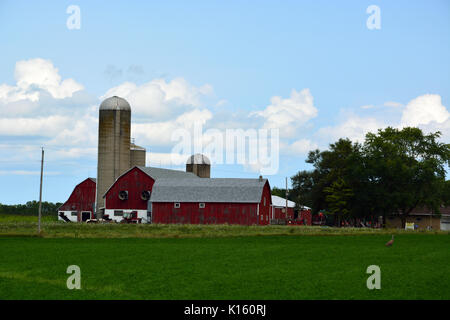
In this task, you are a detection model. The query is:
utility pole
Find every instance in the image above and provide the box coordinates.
[285,177,288,220]
[38,147,44,234]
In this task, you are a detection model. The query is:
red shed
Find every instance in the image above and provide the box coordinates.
[271,195,295,220]
[58,178,96,222]
[103,166,198,222]
[150,178,272,225]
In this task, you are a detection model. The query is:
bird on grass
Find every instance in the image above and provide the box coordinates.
[385,235,394,247]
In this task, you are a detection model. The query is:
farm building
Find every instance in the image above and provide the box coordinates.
[386,206,450,230]
[103,166,198,223]
[59,95,278,226]
[102,163,272,225]
[271,195,312,225]
[58,178,96,222]
[150,177,271,225]
[271,195,295,220]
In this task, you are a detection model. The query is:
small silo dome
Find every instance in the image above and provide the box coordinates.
[100,96,131,111]
[186,153,210,165]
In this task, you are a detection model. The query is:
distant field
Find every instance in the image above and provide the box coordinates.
[0,234,449,300]
[0,214,56,223]
[1,214,449,239]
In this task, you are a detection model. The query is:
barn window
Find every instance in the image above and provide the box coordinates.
[114,210,123,216]
[174,203,180,208]
[141,190,151,201]
[71,211,77,216]
[118,190,128,200]
[264,197,266,206]
[199,203,205,209]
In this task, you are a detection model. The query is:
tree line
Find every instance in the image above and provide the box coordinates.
[0,201,62,216]
[289,127,450,227]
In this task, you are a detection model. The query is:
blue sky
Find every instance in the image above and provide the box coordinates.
[0,0,449,204]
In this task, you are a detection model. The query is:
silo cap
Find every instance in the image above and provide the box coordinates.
[100,96,131,111]
[187,153,211,165]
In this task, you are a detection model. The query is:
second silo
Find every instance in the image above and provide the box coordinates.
[130,142,146,167]
[96,96,131,215]
[186,153,211,178]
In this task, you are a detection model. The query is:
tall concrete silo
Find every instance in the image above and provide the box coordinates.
[186,153,211,178]
[96,96,131,216]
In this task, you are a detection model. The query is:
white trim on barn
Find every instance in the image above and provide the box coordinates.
[104,208,149,223]
[58,211,78,222]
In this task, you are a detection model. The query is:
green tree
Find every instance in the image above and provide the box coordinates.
[324,177,354,225]
[291,138,363,216]
[444,180,450,206]
[271,187,286,198]
[363,127,450,227]
[290,170,316,210]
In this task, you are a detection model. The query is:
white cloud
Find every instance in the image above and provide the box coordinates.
[215,99,228,107]
[146,152,187,167]
[132,108,213,146]
[361,105,375,109]
[400,94,449,127]
[102,77,213,119]
[397,94,450,142]
[251,89,318,138]
[317,94,450,147]
[281,139,318,155]
[0,115,73,137]
[0,58,83,104]
[318,115,386,143]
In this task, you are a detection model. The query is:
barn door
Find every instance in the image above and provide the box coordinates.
[81,211,91,222]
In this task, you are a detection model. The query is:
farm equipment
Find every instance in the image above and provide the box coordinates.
[120,211,142,224]
[86,214,114,224]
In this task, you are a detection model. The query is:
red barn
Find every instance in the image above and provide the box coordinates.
[103,166,198,222]
[58,178,96,222]
[150,178,272,225]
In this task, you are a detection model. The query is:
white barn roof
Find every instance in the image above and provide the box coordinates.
[271,195,296,208]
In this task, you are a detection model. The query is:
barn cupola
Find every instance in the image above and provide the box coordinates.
[186,153,211,178]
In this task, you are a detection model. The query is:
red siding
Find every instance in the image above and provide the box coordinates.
[273,207,295,220]
[152,202,259,225]
[104,167,155,210]
[299,210,312,225]
[258,181,272,225]
[59,178,96,219]
[153,181,272,226]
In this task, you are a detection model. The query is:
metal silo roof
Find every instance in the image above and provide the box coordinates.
[186,153,211,165]
[99,96,131,111]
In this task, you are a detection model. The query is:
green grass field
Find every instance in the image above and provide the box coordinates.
[1,233,449,300]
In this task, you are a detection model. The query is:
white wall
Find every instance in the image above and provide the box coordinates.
[104,209,149,223]
[58,211,78,222]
